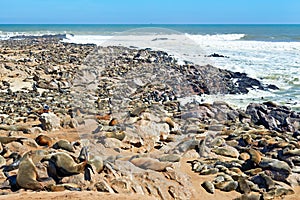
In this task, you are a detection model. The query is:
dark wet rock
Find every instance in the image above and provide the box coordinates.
[207,53,229,58]
[10,34,68,40]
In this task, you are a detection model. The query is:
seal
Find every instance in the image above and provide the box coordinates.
[42,152,93,183]
[52,139,75,153]
[1,152,22,172]
[16,151,43,190]
[0,136,24,144]
[108,118,118,126]
[35,134,52,147]
[23,149,50,164]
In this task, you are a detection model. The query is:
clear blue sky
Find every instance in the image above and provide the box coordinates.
[0,0,299,24]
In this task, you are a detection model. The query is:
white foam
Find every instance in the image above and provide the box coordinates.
[63,34,113,45]
[0,31,67,40]
[186,33,246,42]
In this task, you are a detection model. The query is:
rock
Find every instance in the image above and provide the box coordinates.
[212,146,239,158]
[207,53,229,58]
[201,181,215,194]
[137,120,170,139]
[39,112,61,131]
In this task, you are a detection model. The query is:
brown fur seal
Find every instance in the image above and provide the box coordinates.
[52,139,75,152]
[42,152,93,183]
[0,136,24,144]
[130,157,172,171]
[23,150,50,164]
[108,118,118,126]
[35,135,52,147]
[16,151,43,190]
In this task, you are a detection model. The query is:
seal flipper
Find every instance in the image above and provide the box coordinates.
[84,163,94,181]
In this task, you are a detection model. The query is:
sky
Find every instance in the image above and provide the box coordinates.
[0,0,299,24]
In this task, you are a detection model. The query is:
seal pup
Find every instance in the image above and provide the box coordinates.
[16,151,43,190]
[42,151,93,183]
[35,134,52,147]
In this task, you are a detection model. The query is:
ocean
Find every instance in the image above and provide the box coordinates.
[0,24,299,110]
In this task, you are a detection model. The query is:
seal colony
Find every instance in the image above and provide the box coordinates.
[0,35,299,199]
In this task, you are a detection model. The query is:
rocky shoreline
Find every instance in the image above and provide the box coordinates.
[0,35,299,199]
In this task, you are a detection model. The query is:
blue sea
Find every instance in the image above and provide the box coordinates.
[0,24,299,110]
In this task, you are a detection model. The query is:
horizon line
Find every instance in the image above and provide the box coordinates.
[0,23,300,25]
